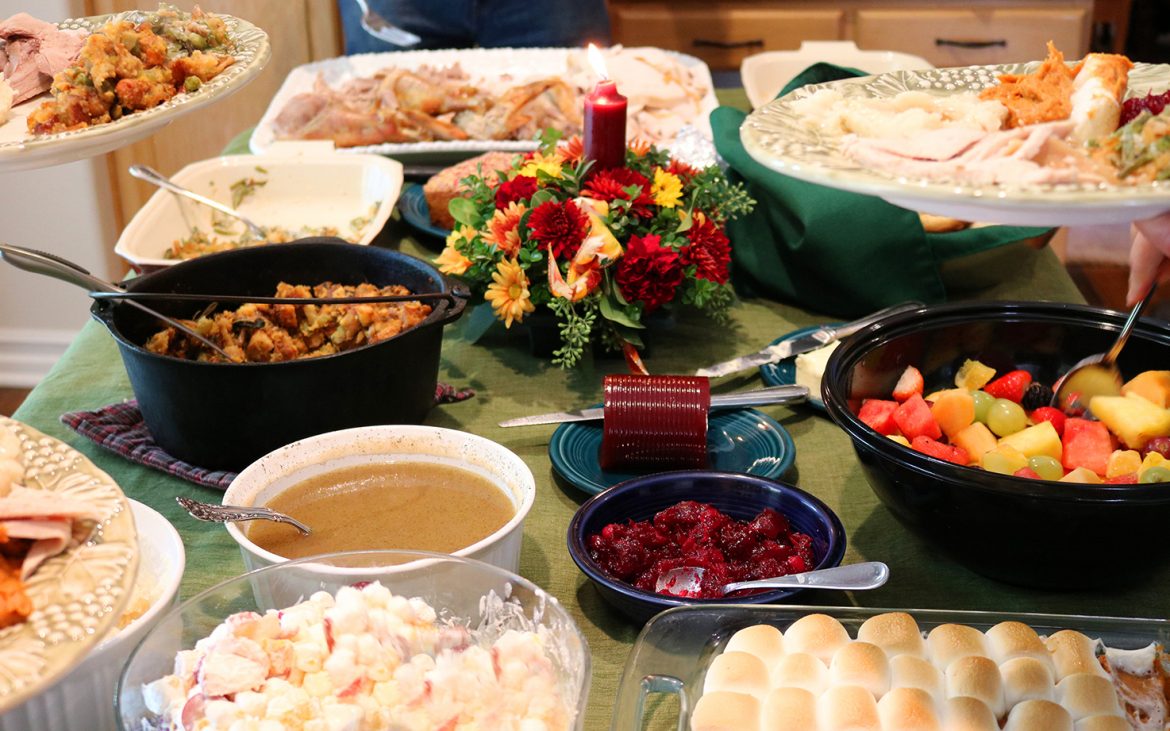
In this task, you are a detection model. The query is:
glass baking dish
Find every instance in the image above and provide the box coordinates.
[611,604,1170,730]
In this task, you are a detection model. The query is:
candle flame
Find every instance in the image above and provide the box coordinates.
[587,43,609,80]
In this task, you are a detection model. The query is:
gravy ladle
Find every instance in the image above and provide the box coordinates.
[0,244,236,362]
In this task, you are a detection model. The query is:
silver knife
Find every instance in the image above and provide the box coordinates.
[498,385,809,428]
[694,301,924,378]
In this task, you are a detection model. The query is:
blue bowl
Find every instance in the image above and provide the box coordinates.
[567,471,846,624]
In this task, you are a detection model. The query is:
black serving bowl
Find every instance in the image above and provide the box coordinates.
[822,300,1170,589]
[91,240,466,471]
[567,470,846,624]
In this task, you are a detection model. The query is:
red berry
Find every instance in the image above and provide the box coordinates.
[1144,436,1170,460]
[1029,406,1067,436]
[1013,467,1042,479]
[892,366,924,402]
[984,370,1033,403]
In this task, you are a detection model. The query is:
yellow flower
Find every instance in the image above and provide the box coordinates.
[487,201,526,256]
[484,258,535,328]
[651,167,683,208]
[517,151,564,179]
[434,228,474,275]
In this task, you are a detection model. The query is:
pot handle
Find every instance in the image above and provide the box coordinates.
[435,276,471,325]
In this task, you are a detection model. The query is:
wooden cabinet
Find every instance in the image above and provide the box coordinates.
[610,4,844,70]
[611,0,1101,71]
[855,8,1089,67]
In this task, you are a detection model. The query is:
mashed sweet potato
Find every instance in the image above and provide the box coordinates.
[979,41,1076,128]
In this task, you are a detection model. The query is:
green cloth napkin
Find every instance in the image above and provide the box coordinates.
[715,63,1050,318]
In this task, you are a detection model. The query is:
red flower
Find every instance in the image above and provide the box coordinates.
[527,199,589,259]
[681,211,731,284]
[616,234,683,313]
[582,168,654,217]
[495,176,538,210]
[667,158,700,186]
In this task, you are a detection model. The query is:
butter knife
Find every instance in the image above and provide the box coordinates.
[694,301,924,378]
[497,385,809,427]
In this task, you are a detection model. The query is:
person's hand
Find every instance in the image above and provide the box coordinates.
[1128,214,1170,305]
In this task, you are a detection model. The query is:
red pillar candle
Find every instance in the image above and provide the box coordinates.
[583,50,628,172]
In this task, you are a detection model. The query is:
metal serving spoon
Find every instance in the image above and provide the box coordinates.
[176,496,312,536]
[0,244,236,362]
[655,561,889,597]
[129,164,267,240]
[353,0,421,47]
[1052,284,1158,410]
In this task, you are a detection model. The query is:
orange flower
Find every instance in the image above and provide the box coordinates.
[627,138,653,157]
[486,201,526,256]
[559,135,585,165]
[435,227,475,275]
[484,258,535,328]
[547,212,623,302]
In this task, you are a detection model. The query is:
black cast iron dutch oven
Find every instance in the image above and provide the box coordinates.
[90,240,467,471]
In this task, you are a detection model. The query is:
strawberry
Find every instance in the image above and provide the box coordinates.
[1029,406,1066,436]
[892,366,924,402]
[1013,467,1042,479]
[984,369,1033,403]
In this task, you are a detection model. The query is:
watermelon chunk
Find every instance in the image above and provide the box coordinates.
[911,435,969,465]
[1061,418,1115,476]
[858,399,900,435]
[893,394,942,441]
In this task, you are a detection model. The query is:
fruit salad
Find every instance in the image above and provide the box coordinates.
[856,362,1170,483]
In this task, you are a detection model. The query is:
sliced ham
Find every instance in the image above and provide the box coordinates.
[1,517,71,579]
[0,485,104,522]
[0,12,85,105]
[0,485,103,580]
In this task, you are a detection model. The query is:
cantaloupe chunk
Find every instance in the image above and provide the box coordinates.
[930,389,975,440]
[1060,467,1103,484]
[998,421,1062,461]
[1089,393,1170,450]
[953,422,998,465]
[1122,370,1170,408]
[1106,449,1143,479]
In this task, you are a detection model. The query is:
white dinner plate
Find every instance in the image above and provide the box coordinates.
[740,62,1170,227]
[0,417,138,714]
[0,10,269,173]
[250,46,718,162]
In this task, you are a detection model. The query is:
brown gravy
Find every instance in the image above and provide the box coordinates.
[246,461,514,559]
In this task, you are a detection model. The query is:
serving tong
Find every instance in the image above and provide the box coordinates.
[129,164,267,241]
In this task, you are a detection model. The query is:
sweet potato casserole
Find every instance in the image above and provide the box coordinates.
[144,282,432,363]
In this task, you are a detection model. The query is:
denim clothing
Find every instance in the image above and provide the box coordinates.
[339,0,612,53]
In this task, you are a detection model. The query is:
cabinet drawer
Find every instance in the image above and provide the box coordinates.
[611,5,844,71]
[855,8,1089,67]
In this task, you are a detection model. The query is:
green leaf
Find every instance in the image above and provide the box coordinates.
[537,127,563,152]
[448,197,479,228]
[454,302,499,343]
[676,208,693,233]
[528,189,556,208]
[612,324,644,348]
[599,291,644,329]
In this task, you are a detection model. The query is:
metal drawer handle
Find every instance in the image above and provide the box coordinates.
[693,37,765,50]
[935,38,1008,48]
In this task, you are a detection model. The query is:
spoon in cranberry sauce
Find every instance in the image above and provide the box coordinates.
[655,560,889,598]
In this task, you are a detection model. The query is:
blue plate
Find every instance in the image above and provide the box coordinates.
[398,183,451,240]
[758,324,844,412]
[549,408,795,496]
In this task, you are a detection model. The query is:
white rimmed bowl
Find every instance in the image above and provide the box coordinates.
[114,153,403,271]
[0,500,185,731]
[222,425,536,574]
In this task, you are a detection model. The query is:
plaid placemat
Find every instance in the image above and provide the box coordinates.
[61,383,476,490]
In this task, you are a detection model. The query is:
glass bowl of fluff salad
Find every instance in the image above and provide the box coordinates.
[115,550,591,731]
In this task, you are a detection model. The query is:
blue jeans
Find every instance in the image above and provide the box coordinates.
[339,0,612,53]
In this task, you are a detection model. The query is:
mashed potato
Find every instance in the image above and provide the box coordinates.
[793,88,1007,140]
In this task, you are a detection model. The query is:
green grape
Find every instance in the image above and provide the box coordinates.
[987,399,1027,437]
[1139,466,1170,484]
[1028,455,1064,481]
[971,390,994,424]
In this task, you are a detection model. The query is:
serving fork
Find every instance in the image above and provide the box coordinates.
[353,0,421,47]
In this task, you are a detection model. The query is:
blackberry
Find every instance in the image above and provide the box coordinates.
[1021,382,1054,411]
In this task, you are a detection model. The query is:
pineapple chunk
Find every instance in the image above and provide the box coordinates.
[888,434,910,447]
[998,421,1062,461]
[953,422,998,465]
[1089,393,1170,450]
[982,444,1028,475]
[1122,370,1170,408]
[1106,449,1143,479]
[955,359,996,391]
[1060,467,1103,484]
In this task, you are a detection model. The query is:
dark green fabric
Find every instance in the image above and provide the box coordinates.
[715,63,1050,318]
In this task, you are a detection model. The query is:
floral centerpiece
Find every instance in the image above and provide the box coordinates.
[435,132,755,367]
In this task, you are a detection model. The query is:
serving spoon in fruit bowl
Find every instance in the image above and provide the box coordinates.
[655,560,889,598]
[1051,284,1158,411]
